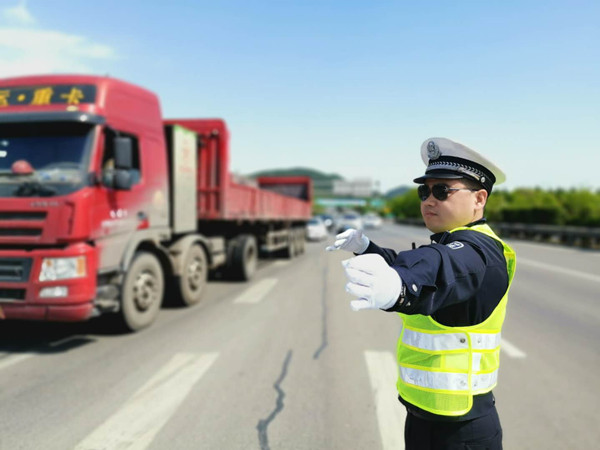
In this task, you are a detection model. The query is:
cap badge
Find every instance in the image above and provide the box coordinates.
[427,141,441,160]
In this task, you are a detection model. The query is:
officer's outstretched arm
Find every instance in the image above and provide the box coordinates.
[326,228,370,254]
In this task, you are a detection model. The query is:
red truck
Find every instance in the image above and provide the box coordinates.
[0,75,311,331]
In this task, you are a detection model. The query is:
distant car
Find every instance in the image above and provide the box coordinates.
[319,214,335,231]
[363,213,383,229]
[306,217,328,241]
[337,213,363,233]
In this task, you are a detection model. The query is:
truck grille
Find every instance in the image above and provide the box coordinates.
[0,212,47,220]
[0,258,32,282]
[0,288,26,301]
[0,211,46,237]
[0,229,42,236]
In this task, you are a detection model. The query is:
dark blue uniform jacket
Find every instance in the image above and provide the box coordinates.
[362,219,509,421]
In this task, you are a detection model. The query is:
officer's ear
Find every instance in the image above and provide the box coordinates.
[474,189,488,209]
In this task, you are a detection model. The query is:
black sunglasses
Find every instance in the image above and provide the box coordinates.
[417,184,479,201]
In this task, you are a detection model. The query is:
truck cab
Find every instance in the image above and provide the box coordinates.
[0,75,169,325]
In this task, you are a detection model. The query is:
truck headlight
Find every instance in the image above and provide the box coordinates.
[40,286,68,298]
[39,256,86,281]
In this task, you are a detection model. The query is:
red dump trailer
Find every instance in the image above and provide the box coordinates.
[0,75,311,331]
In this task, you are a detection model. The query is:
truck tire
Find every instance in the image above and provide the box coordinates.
[300,228,306,252]
[119,251,164,331]
[292,228,300,255]
[295,227,305,254]
[175,244,208,306]
[284,229,296,259]
[229,234,257,281]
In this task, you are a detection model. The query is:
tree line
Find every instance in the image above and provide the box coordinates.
[387,188,600,227]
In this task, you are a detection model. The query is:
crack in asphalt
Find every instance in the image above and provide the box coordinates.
[313,260,329,360]
[257,349,293,450]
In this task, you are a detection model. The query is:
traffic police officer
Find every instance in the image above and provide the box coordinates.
[327,138,516,449]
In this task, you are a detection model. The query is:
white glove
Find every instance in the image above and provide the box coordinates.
[342,254,402,311]
[326,228,369,253]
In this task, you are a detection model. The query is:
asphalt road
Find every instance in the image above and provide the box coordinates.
[0,222,598,449]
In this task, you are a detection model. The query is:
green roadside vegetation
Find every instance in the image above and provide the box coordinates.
[388,188,600,227]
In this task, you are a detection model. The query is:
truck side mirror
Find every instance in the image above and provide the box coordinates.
[114,169,132,190]
[114,137,133,169]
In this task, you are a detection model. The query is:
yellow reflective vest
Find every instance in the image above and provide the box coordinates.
[396,223,516,416]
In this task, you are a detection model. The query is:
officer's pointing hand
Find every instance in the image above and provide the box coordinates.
[342,254,403,311]
[326,228,370,253]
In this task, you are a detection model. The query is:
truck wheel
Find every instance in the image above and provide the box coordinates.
[301,228,307,252]
[230,235,257,281]
[291,228,299,255]
[175,244,208,306]
[296,228,305,254]
[283,229,296,259]
[120,251,164,331]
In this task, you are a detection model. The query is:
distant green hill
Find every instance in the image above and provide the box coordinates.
[385,185,411,199]
[249,167,344,181]
[248,167,345,197]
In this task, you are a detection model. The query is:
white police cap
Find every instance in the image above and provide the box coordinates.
[413,137,506,193]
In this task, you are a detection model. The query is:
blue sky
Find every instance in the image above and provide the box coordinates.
[0,0,598,192]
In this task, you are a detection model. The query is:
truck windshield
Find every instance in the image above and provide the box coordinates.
[0,121,95,197]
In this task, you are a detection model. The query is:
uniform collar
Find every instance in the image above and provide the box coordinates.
[430,217,487,243]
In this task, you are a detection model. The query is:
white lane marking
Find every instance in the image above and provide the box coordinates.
[233,278,278,304]
[273,260,291,268]
[75,352,218,450]
[501,339,526,358]
[518,257,600,284]
[49,336,82,347]
[0,353,33,371]
[364,351,406,450]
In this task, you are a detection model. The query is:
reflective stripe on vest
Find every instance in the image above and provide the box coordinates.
[399,366,498,392]
[396,223,516,416]
[402,328,501,352]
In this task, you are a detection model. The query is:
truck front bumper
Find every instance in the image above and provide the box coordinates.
[0,243,97,322]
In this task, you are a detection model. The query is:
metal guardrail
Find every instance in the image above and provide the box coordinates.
[394,218,600,249]
[494,222,600,249]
